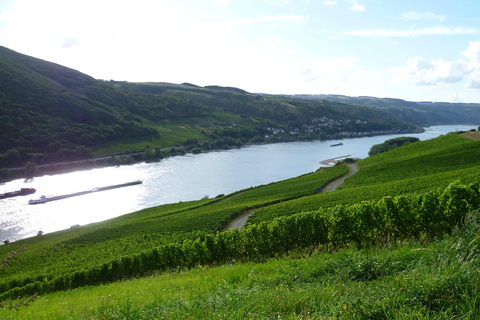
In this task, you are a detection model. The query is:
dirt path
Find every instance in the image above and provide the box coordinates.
[322,163,358,192]
[228,162,358,231]
[228,211,255,230]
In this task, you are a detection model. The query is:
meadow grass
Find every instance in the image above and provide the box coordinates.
[2,212,479,319]
[92,112,255,156]
[93,122,209,156]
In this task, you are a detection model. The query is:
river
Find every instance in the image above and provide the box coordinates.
[0,124,476,242]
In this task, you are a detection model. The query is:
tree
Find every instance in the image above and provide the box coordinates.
[25,161,37,177]
[0,168,10,178]
[6,148,21,164]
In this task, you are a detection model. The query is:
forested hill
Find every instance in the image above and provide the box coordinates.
[0,46,210,165]
[292,94,480,126]
[0,45,416,170]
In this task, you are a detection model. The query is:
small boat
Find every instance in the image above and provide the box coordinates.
[28,195,48,204]
[0,188,36,199]
[330,142,343,147]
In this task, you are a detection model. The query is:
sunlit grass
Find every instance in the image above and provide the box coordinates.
[4,222,479,320]
[93,123,209,156]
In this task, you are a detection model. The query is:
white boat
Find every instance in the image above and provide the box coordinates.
[28,195,48,204]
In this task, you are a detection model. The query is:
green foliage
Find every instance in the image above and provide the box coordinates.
[2,213,480,319]
[1,45,419,168]
[250,134,480,224]
[368,136,419,156]
[0,180,478,301]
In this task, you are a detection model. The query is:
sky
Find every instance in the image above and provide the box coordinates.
[1,0,480,103]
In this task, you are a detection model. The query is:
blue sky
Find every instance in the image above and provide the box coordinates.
[1,0,480,102]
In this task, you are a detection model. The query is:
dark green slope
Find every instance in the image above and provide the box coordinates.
[0,46,210,165]
[0,46,417,171]
[113,81,415,133]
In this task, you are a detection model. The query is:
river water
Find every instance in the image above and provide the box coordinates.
[0,124,476,242]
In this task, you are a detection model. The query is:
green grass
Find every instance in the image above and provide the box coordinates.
[92,111,259,156]
[92,122,210,156]
[3,212,479,319]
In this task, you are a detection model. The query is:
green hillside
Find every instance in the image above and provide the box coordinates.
[1,131,480,318]
[0,45,417,175]
[294,93,480,126]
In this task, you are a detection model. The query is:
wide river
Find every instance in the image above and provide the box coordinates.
[0,124,476,242]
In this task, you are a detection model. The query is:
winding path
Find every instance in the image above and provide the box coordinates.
[228,162,358,230]
[322,163,358,192]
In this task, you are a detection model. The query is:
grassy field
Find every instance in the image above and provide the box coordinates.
[1,130,480,318]
[92,121,210,156]
[2,213,479,319]
[92,112,258,156]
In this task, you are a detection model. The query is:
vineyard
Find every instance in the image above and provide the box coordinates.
[249,132,480,224]
[1,130,480,318]
[0,164,348,297]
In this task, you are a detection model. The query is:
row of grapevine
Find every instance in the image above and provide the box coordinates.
[251,167,480,225]
[324,180,480,248]
[2,180,479,300]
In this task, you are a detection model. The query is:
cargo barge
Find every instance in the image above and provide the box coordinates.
[0,188,36,199]
[28,180,142,205]
[330,142,343,147]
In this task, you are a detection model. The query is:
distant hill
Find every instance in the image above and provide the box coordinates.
[0,46,419,170]
[292,94,480,126]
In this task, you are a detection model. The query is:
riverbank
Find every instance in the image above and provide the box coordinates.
[0,127,424,183]
[319,154,352,165]
[1,125,473,242]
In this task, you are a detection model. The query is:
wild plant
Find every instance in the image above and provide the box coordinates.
[0,292,38,311]
[0,244,26,268]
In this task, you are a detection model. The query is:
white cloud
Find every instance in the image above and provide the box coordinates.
[256,14,308,22]
[462,40,480,89]
[300,56,364,82]
[212,0,230,7]
[61,37,80,49]
[324,1,336,5]
[401,11,446,21]
[266,37,283,48]
[344,26,478,37]
[346,0,365,12]
[350,4,365,12]
[463,40,480,68]
[388,57,469,87]
[232,14,307,27]
[465,71,480,89]
[262,0,289,5]
[293,57,396,97]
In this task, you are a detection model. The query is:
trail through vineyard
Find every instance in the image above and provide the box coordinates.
[229,162,358,230]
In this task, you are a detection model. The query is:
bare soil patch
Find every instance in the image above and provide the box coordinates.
[461,131,480,140]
